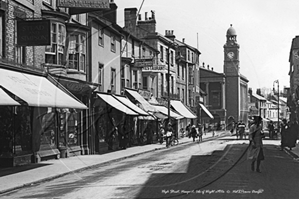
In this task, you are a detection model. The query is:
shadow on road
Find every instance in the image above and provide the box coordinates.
[134,144,247,199]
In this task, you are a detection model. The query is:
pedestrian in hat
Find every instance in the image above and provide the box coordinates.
[247,116,264,173]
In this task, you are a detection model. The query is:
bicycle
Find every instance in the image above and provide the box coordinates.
[170,134,179,146]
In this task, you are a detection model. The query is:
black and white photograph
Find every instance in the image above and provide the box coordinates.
[0,0,298,198]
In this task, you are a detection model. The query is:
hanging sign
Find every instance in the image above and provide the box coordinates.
[57,0,110,9]
[17,20,50,46]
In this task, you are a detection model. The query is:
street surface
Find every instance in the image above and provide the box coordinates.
[0,136,298,199]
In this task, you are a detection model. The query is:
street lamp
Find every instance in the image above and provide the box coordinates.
[273,80,280,136]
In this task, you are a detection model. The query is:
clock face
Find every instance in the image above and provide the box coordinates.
[227,52,235,59]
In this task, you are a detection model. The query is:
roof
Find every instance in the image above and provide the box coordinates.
[174,38,201,54]
[252,93,266,101]
[143,32,177,47]
[226,24,237,36]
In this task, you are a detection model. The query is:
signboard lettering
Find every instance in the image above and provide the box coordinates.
[17,20,50,46]
[142,65,166,72]
[57,0,110,9]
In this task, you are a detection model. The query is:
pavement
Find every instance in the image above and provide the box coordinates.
[0,130,298,196]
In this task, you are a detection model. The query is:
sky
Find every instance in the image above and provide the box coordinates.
[114,0,299,92]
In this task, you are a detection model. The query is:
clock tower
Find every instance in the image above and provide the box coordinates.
[224,24,241,125]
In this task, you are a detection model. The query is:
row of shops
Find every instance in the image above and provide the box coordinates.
[0,65,208,167]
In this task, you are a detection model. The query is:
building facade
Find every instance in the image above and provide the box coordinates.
[287,35,299,122]
[200,63,226,127]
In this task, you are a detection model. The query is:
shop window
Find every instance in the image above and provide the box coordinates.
[45,23,66,65]
[68,34,86,72]
[66,109,78,146]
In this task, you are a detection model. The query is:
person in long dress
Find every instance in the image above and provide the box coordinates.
[247,116,264,173]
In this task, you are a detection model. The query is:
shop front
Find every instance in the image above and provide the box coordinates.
[94,93,139,153]
[170,100,197,131]
[0,67,87,167]
[124,88,160,144]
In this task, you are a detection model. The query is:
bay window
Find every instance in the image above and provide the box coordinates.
[68,34,86,72]
[45,22,66,65]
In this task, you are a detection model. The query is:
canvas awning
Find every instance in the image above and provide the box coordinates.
[113,95,149,116]
[0,68,87,109]
[199,103,214,119]
[152,105,184,120]
[0,87,20,106]
[170,100,197,119]
[125,89,156,112]
[97,93,138,116]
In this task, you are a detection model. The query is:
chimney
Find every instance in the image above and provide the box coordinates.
[137,10,156,36]
[207,65,210,70]
[102,2,118,24]
[182,38,185,43]
[165,30,175,41]
[202,62,205,68]
[151,10,155,20]
[211,67,214,71]
[124,8,137,33]
[138,14,141,21]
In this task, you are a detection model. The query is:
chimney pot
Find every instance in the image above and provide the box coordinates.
[182,38,185,43]
[212,67,214,71]
[207,65,210,69]
[138,14,141,20]
[145,12,148,20]
[151,10,155,20]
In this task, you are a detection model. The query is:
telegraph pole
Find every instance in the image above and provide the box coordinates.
[277,80,280,135]
[167,46,170,124]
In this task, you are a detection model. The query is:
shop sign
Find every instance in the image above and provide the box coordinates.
[17,20,50,46]
[134,59,153,68]
[142,65,166,72]
[57,0,110,9]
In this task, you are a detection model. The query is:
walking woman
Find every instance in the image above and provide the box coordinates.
[247,116,264,173]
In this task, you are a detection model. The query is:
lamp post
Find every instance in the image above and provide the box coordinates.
[273,80,280,135]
